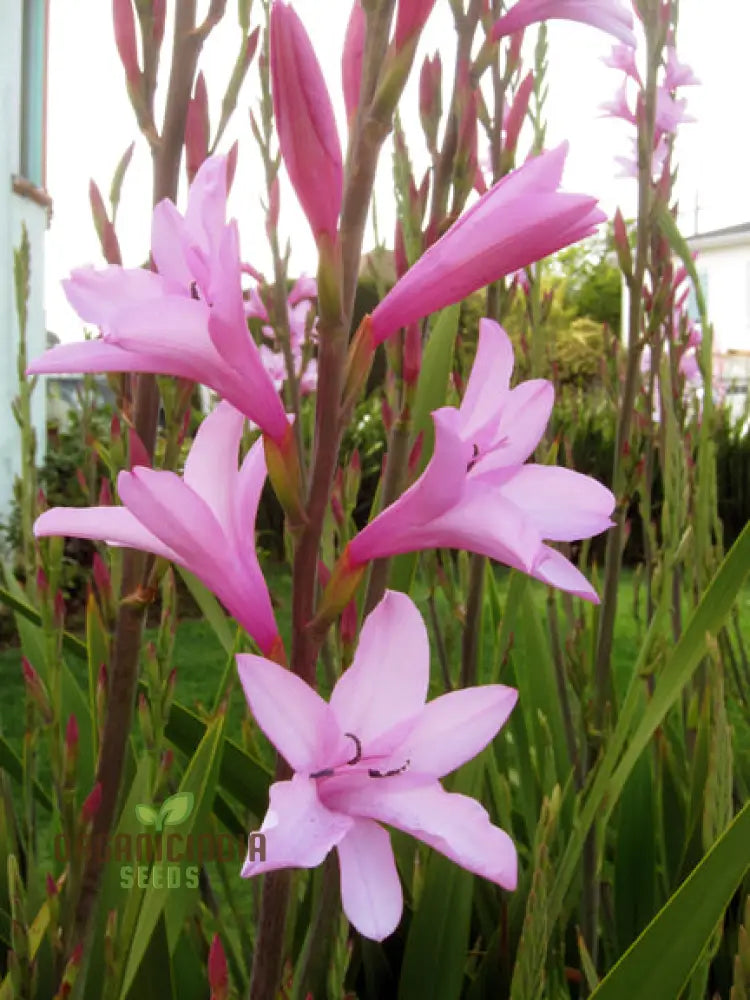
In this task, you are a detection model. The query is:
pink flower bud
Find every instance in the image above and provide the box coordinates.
[507,30,524,71]
[128,428,150,469]
[113,0,141,85]
[270,2,342,242]
[75,468,88,494]
[65,714,79,752]
[185,73,210,185]
[341,598,357,645]
[381,397,393,432]
[394,0,436,49]
[504,71,534,159]
[208,934,229,1000]
[342,1,365,125]
[351,449,361,474]
[46,873,58,898]
[54,591,66,628]
[331,493,345,527]
[36,567,48,596]
[394,220,408,280]
[419,53,442,150]
[408,431,424,474]
[99,479,113,506]
[266,177,280,238]
[81,783,103,823]
[89,180,122,266]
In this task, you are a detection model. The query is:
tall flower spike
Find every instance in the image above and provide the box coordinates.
[34,403,283,660]
[492,0,636,47]
[370,144,605,344]
[270,2,343,243]
[238,591,518,941]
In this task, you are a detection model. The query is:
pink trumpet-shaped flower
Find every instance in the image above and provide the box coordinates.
[602,43,641,84]
[599,79,636,124]
[34,403,283,659]
[340,321,614,602]
[663,45,700,90]
[370,144,605,344]
[238,590,518,941]
[270,2,343,241]
[342,0,365,125]
[27,158,290,445]
[492,0,636,47]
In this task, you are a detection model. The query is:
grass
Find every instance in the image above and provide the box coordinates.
[2,562,748,757]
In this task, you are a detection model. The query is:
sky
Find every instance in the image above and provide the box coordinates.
[44,0,750,343]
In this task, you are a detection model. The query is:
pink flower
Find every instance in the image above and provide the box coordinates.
[340,321,614,602]
[270,2,343,241]
[492,0,636,47]
[599,79,636,124]
[654,87,695,138]
[238,591,518,940]
[663,45,700,90]
[342,0,365,124]
[34,403,283,659]
[28,158,290,446]
[370,144,605,343]
[602,43,641,84]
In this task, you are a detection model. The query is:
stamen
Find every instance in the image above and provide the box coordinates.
[190,281,200,300]
[368,759,410,779]
[466,443,480,472]
[309,767,335,779]
[344,732,362,766]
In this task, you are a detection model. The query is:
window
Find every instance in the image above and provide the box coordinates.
[19,0,47,187]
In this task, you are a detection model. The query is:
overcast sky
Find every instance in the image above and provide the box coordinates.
[44,0,750,342]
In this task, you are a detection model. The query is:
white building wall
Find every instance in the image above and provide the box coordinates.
[692,240,750,354]
[0,0,48,522]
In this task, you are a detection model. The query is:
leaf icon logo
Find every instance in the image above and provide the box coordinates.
[135,792,194,833]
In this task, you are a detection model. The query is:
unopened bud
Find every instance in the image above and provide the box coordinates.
[408,431,424,474]
[185,73,209,185]
[81,783,102,824]
[403,323,422,387]
[208,933,229,1000]
[22,657,54,723]
[128,428,150,469]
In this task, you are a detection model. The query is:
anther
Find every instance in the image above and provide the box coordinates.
[368,759,410,779]
[344,732,362,766]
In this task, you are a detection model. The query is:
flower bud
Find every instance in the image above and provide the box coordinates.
[503,71,534,163]
[394,0,436,49]
[342,0,365,126]
[185,73,210,185]
[81,783,102,824]
[208,934,229,1000]
[270,1,342,242]
[113,0,140,86]
[419,53,442,152]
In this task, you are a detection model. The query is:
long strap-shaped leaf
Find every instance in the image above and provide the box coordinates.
[590,799,750,999]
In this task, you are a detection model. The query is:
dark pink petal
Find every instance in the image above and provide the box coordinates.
[497,465,615,541]
[237,655,345,772]
[241,776,353,877]
[337,819,402,940]
[33,506,178,563]
[330,591,429,746]
[388,685,518,778]
[394,0,436,49]
[331,780,517,890]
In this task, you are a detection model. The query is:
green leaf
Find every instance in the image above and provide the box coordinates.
[175,569,235,655]
[156,792,194,831]
[135,803,158,827]
[590,800,750,1000]
[0,735,52,811]
[398,754,482,1000]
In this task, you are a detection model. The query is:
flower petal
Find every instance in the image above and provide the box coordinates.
[329,780,517,890]
[151,200,193,289]
[473,379,554,472]
[63,266,169,328]
[330,591,429,746]
[389,686,518,778]
[530,544,601,602]
[183,402,245,532]
[337,819,402,941]
[26,338,163,377]
[497,465,615,541]
[236,654,344,772]
[459,319,514,446]
[33,505,178,563]
[241,775,353,877]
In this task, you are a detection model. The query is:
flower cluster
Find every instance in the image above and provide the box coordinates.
[30,0,620,941]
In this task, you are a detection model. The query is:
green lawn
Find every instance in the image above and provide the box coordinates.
[1,562,748,758]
